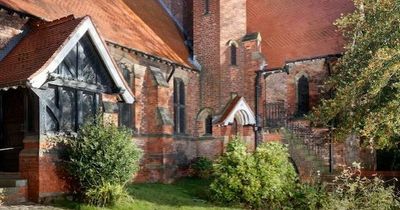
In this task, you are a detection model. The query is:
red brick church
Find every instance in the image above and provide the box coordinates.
[0,0,366,203]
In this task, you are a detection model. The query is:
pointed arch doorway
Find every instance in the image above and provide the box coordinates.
[297,75,309,116]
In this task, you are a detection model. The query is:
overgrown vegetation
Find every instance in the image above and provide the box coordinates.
[64,115,142,207]
[210,138,297,209]
[289,183,328,210]
[189,157,213,179]
[55,178,239,210]
[289,163,400,210]
[323,163,400,210]
[311,0,400,148]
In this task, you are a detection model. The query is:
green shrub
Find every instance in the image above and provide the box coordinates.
[189,157,213,178]
[290,183,328,210]
[210,138,297,209]
[323,163,400,210]
[85,182,127,207]
[64,115,142,207]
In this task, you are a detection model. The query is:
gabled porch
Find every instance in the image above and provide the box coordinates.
[0,15,134,203]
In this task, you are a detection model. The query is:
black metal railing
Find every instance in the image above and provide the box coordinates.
[264,101,286,128]
[263,102,332,174]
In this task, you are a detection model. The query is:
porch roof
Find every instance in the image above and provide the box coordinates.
[216,96,256,126]
[0,16,83,89]
[0,16,134,103]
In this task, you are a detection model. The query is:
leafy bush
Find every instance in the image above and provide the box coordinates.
[189,157,213,178]
[290,183,328,210]
[64,115,142,207]
[85,182,127,207]
[210,138,297,209]
[323,163,400,210]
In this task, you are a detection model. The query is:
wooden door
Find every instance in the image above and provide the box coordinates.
[0,89,25,172]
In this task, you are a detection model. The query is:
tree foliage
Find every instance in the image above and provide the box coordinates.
[311,0,400,148]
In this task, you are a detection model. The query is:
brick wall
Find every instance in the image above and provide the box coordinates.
[194,0,251,113]
[19,137,39,202]
[193,0,221,110]
[108,46,201,183]
[264,58,329,117]
[286,59,328,116]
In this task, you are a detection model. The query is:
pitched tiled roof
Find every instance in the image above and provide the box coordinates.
[216,96,256,126]
[0,0,191,67]
[247,0,354,69]
[217,96,242,124]
[0,16,84,88]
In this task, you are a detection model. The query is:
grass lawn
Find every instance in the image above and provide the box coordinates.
[55,178,241,210]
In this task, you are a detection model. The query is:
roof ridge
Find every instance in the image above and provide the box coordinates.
[33,15,78,30]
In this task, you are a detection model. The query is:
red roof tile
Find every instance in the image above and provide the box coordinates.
[217,96,242,124]
[0,16,84,88]
[0,0,191,67]
[247,0,354,69]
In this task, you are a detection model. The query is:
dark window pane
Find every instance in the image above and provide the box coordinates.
[60,88,76,131]
[297,75,309,116]
[174,78,185,134]
[179,81,185,105]
[179,107,185,133]
[81,92,96,125]
[204,0,210,14]
[231,45,237,65]
[119,103,133,129]
[174,103,178,133]
[205,115,213,134]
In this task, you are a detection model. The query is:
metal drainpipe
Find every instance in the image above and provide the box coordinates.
[326,58,334,173]
[254,71,261,148]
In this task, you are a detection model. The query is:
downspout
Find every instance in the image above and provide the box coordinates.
[167,64,176,83]
[254,71,262,148]
[326,58,334,174]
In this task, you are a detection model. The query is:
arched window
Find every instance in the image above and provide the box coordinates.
[297,75,309,116]
[230,44,237,66]
[174,78,186,134]
[205,115,213,135]
[204,0,210,14]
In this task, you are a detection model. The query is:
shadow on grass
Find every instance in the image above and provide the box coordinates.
[52,177,240,210]
[126,178,228,208]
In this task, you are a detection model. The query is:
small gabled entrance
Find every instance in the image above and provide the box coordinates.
[0,89,25,172]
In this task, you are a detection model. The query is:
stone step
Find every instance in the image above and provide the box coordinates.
[0,173,28,204]
[0,172,20,179]
[0,172,26,188]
